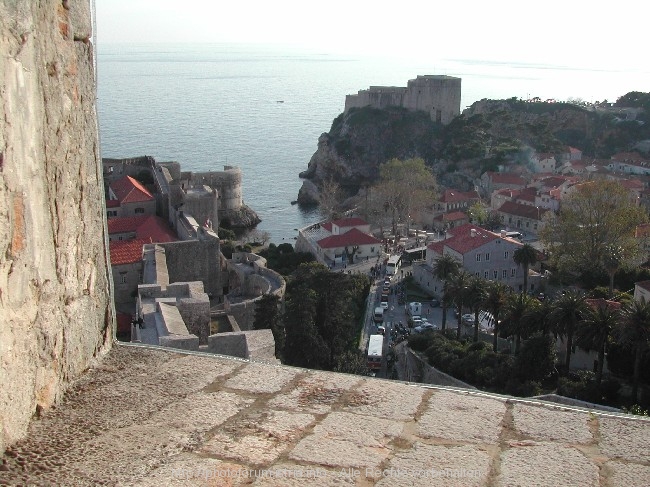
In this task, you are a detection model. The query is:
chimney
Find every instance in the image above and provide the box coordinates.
[501,230,506,238]
[470,228,476,238]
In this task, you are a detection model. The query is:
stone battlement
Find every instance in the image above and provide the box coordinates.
[1,345,648,485]
[345,75,461,124]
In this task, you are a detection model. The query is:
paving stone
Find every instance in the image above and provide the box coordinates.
[599,416,650,463]
[142,391,254,438]
[289,434,389,471]
[268,371,361,414]
[512,403,593,443]
[289,411,403,470]
[152,353,242,392]
[250,462,358,486]
[128,454,251,486]
[418,390,505,444]
[223,363,299,394]
[200,410,314,467]
[374,442,491,486]
[496,442,599,487]
[312,411,404,446]
[341,380,426,421]
[604,460,650,487]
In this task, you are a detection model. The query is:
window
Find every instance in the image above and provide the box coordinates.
[107,210,117,217]
[511,268,516,277]
[485,253,490,261]
[476,254,481,262]
[502,269,507,278]
[120,273,127,284]
[534,224,538,230]
[371,247,375,252]
[134,208,145,214]
[475,272,480,277]
[484,271,489,279]
[504,251,509,259]
[493,270,498,279]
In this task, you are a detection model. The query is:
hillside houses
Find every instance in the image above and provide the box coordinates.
[295,217,382,267]
[412,224,538,297]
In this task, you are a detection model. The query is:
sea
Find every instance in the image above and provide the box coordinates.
[96,43,650,244]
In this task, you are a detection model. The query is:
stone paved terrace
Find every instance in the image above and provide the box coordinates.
[1,346,649,486]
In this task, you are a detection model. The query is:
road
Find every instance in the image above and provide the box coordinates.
[360,261,457,379]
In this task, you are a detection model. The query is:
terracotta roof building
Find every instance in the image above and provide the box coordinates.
[106,175,156,218]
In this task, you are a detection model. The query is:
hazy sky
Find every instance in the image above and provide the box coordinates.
[96,1,640,69]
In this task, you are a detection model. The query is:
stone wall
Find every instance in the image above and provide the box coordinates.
[0,1,112,453]
[345,75,461,125]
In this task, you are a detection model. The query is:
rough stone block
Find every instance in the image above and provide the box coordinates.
[604,460,650,486]
[267,371,361,414]
[374,442,492,486]
[341,380,426,421]
[496,442,599,486]
[224,362,299,394]
[418,390,505,444]
[599,416,650,463]
[512,403,593,443]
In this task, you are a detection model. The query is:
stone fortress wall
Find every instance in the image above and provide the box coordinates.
[0,1,113,453]
[345,75,462,125]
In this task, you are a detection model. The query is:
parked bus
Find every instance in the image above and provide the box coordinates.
[385,254,402,276]
[367,334,384,371]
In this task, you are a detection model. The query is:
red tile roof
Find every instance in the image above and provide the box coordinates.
[108,215,177,243]
[443,224,500,254]
[106,199,121,208]
[317,228,381,249]
[498,201,549,221]
[109,239,148,265]
[427,241,445,254]
[485,172,527,186]
[434,211,468,222]
[108,216,150,234]
[109,176,154,204]
[439,189,480,204]
[611,152,648,163]
[331,217,368,228]
[619,179,644,191]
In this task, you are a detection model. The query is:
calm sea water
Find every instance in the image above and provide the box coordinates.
[96,43,650,243]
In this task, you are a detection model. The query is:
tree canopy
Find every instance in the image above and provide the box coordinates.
[373,157,437,236]
[539,179,647,277]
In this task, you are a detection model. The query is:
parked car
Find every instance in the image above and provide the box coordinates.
[377,325,386,335]
[430,299,440,307]
[414,322,438,333]
[380,301,389,309]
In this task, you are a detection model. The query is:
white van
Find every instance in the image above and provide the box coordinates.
[374,307,384,323]
[407,302,422,317]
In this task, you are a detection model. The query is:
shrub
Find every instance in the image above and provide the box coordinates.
[514,333,556,381]
[505,379,542,397]
[407,333,432,352]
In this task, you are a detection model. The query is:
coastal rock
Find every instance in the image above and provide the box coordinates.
[297,107,439,205]
[226,204,261,228]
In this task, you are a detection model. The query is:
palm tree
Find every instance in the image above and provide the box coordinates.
[466,276,488,342]
[575,303,620,385]
[484,281,510,351]
[619,299,650,402]
[433,254,461,331]
[501,292,540,354]
[446,270,471,339]
[549,289,589,372]
[513,243,538,295]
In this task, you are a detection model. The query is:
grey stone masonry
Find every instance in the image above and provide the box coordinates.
[1,345,649,486]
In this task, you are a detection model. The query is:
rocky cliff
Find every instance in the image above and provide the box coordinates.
[298,97,650,206]
[297,106,441,205]
[0,1,112,453]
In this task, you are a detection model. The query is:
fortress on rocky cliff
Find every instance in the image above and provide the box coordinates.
[344,75,461,125]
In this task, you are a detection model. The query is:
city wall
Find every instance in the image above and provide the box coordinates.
[0,1,113,453]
